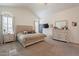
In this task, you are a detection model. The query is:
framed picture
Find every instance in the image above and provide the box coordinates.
[72,22,77,27]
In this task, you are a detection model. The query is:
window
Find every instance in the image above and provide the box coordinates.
[2,15,13,34]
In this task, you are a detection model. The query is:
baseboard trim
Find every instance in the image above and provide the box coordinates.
[69,42,79,45]
[53,39,67,43]
[53,39,79,45]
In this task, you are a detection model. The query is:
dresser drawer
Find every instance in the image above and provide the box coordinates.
[53,29,68,42]
[9,34,15,41]
[4,34,15,43]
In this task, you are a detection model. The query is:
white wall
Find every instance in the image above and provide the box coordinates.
[0,6,79,44]
[0,6,37,27]
[0,16,3,44]
[52,7,79,44]
[0,6,38,43]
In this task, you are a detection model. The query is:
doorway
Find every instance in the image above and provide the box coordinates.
[35,21,39,33]
[35,20,44,33]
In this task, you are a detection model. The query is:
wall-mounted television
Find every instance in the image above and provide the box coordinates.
[43,23,49,28]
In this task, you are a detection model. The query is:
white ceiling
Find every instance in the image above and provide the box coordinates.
[25,3,79,19]
[0,3,79,19]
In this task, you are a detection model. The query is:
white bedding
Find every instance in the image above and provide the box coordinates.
[17,33,46,47]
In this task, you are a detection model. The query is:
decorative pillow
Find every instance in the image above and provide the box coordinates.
[23,31,28,34]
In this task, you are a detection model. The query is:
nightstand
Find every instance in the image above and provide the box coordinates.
[3,34,16,43]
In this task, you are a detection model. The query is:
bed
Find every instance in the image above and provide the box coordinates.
[16,25,46,47]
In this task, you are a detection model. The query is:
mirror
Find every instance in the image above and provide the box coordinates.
[55,20,67,29]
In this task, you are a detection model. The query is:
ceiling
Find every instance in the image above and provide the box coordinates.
[0,3,79,19]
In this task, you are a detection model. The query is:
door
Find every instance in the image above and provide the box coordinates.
[2,15,14,43]
[35,21,39,33]
[39,24,43,33]
[35,20,44,33]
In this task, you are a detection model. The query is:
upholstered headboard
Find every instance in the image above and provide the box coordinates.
[16,25,34,33]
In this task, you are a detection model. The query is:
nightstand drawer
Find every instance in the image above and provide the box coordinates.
[9,34,15,41]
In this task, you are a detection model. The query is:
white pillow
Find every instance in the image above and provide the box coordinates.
[23,31,28,34]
